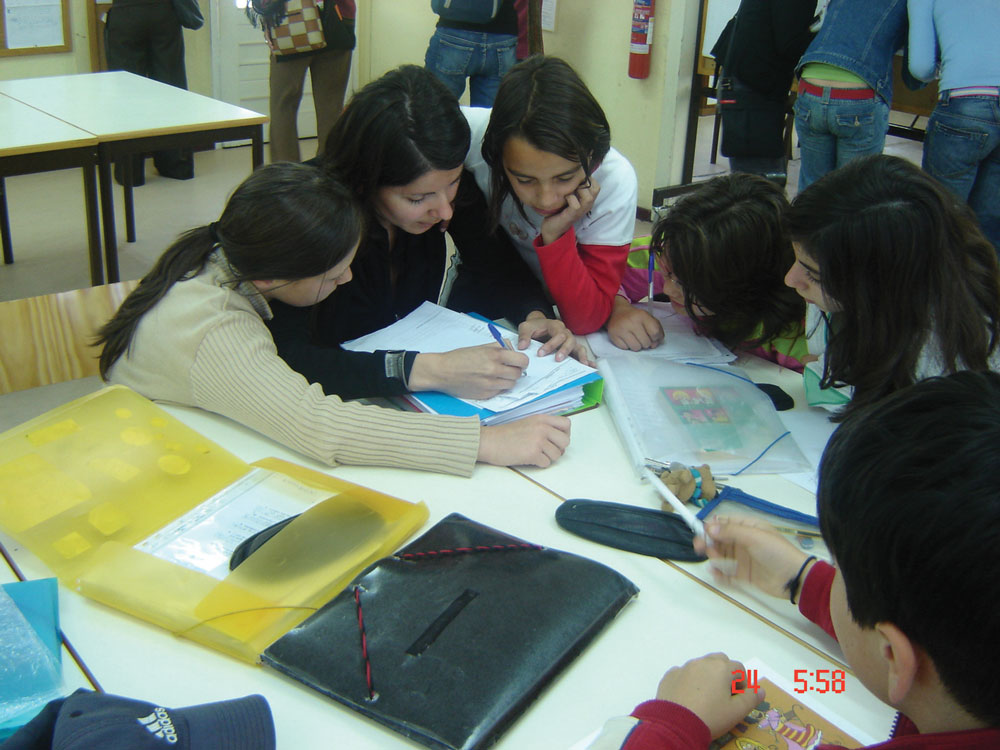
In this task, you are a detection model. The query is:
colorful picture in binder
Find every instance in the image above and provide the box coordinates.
[709,661,873,750]
[662,386,746,453]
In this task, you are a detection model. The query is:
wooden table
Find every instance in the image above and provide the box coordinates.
[0,96,103,284]
[0,72,267,283]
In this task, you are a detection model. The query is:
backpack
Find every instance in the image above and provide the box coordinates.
[246,0,326,56]
[430,0,502,24]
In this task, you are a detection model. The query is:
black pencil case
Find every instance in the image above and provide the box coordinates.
[262,513,639,750]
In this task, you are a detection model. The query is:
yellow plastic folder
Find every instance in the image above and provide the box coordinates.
[0,386,428,662]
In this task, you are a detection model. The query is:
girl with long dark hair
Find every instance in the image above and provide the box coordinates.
[614,173,807,367]
[99,163,571,475]
[784,154,1000,418]
[465,55,639,336]
[266,64,587,405]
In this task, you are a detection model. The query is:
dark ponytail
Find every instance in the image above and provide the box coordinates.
[98,162,363,378]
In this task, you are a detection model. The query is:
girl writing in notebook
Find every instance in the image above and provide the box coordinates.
[98,163,571,476]
[266,65,588,404]
[613,174,808,369]
[784,154,1000,418]
[463,55,640,335]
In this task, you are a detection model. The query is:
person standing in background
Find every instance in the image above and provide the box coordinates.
[104,0,197,183]
[424,0,518,107]
[792,0,909,191]
[266,0,356,163]
[908,0,1000,254]
[715,0,818,186]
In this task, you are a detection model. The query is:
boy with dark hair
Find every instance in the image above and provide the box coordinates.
[587,371,1000,749]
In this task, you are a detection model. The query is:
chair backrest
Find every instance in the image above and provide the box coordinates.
[0,281,138,395]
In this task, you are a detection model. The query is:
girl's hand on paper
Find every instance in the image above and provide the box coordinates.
[478,414,571,468]
[539,176,601,246]
[606,297,665,351]
[409,345,528,399]
[694,517,812,599]
[517,312,594,366]
[654,653,764,738]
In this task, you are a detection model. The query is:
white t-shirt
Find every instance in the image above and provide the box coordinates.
[462,106,638,281]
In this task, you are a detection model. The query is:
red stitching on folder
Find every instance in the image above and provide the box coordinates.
[354,586,376,700]
[395,543,543,560]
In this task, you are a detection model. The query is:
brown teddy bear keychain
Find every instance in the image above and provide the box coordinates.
[658,463,717,509]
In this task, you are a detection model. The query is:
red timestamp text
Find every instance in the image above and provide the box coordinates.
[793,668,846,694]
[731,669,761,694]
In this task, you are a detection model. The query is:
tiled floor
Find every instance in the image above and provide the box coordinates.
[0,115,924,302]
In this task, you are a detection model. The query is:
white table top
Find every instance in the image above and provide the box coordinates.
[0,388,895,749]
[0,72,266,142]
[0,95,97,157]
[515,353,842,662]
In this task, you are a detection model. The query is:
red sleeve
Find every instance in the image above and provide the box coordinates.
[533,227,630,334]
[623,700,712,750]
[797,560,837,639]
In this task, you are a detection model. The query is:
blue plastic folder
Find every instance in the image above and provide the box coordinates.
[0,578,63,740]
[411,374,604,424]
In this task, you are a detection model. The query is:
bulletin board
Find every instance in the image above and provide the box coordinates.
[0,0,71,56]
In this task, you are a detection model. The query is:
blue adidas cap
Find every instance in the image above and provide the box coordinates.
[5,689,275,750]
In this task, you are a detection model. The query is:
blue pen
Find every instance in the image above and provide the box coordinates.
[647,249,655,301]
[487,321,512,350]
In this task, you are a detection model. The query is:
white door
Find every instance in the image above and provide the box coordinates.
[211,0,318,144]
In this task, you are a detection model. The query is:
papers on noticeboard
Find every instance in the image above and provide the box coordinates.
[342,302,602,425]
[586,301,735,364]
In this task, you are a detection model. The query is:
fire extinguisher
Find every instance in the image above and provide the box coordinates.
[629,0,654,79]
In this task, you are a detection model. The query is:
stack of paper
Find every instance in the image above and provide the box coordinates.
[586,301,735,364]
[342,302,602,425]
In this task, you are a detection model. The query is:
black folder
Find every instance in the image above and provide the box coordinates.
[262,513,639,750]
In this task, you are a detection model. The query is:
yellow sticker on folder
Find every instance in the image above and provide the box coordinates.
[0,453,91,532]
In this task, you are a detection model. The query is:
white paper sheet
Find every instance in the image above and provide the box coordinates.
[586,302,735,364]
[4,0,63,49]
[343,302,597,413]
[135,468,332,580]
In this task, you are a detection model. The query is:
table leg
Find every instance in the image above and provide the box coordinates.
[251,126,264,169]
[82,164,104,286]
[124,158,136,244]
[98,156,121,284]
[0,177,12,265]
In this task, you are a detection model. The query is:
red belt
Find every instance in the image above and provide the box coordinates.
[799,80,875,100]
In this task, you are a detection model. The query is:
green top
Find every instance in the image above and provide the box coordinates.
[800,63,866,86]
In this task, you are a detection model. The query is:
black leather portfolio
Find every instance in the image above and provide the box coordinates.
[262,513,639,750]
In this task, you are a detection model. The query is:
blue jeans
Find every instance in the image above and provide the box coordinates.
[923,93,1000,254]
[793,88,890,191]
[424,28,517,108]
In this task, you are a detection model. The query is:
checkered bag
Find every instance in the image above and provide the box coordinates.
[263,0,326,55]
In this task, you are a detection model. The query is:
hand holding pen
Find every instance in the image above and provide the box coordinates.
[488,322,514,351]
[489,322,527,378]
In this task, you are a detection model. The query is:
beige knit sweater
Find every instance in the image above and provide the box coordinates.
[109,252,481,476]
